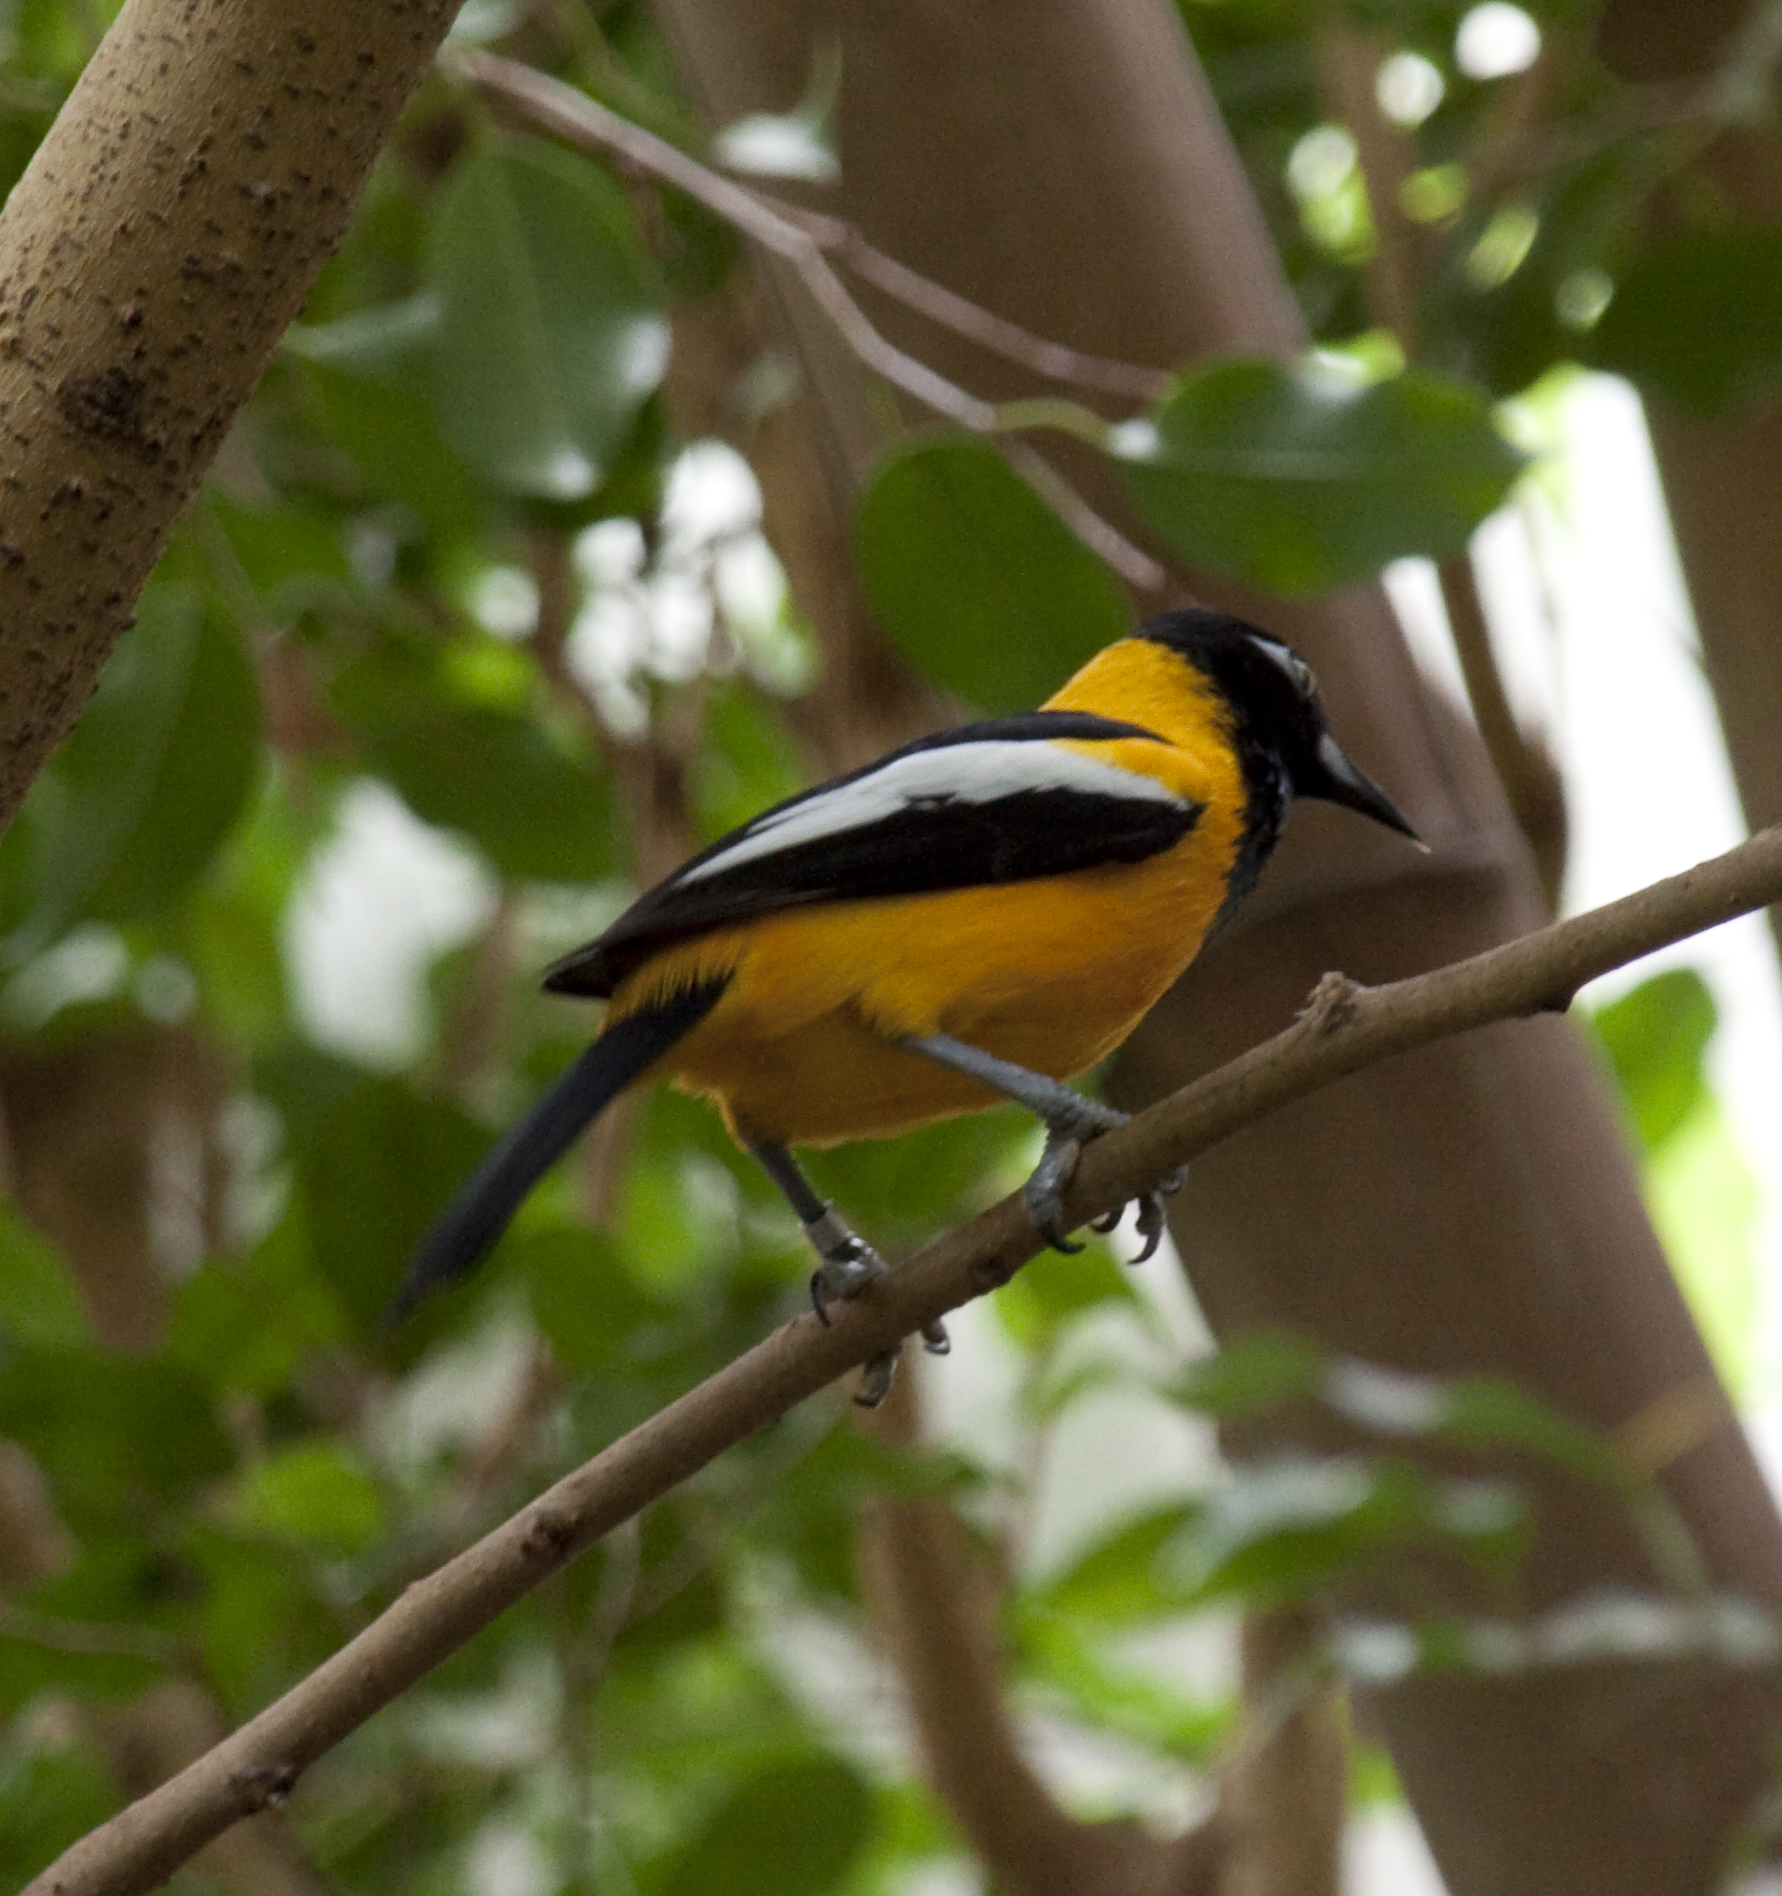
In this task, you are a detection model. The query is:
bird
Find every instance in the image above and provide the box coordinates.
[392,607,1418,1398]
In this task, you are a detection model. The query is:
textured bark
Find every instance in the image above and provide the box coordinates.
[1596,0,1782,962]
[0,0,460,833]
[649,4,1782,1892]
[1218,1609,1346,1896]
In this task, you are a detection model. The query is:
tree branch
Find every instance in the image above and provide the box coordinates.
[445,49,1169,593]
[0,0,462,834]
[27,824,1782,1896]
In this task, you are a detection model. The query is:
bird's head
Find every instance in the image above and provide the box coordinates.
[1139,608,1420,842]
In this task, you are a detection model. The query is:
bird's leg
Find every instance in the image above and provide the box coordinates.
[748,1141,948,1407]
[900,1033,1184,1259]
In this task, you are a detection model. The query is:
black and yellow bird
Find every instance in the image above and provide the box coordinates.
[394,608,1417,1387]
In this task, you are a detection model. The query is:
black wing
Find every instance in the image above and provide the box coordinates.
[545,711,1202,998]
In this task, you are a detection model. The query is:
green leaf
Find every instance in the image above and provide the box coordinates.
[429,138,669,500]
[284,1074,492,1336]
[1117,357,1524,593]
[518,1227,669,1373]
[229,1439,386,1557]
[332,651,617,882]
[659,1757,873,1896]
[1173,1331,1325,1418]
[996,1241,1135,1349]
[1589,967,1716,1154]
[0,1349,234,1519]
[0,1721,119,1888]
[0,1203,91,1348]
[9,582,261,946]
[1179,1455,1526,1601]
[1591,227,1782,415]
[856,440,1131,711]
[289,355,486,541]
[1034,1505,1191,1622]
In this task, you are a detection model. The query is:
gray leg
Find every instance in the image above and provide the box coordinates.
[901,1033,1184,1259]
[748,1141,948,1406]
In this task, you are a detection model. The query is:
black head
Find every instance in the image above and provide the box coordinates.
[1138,608,1418,841]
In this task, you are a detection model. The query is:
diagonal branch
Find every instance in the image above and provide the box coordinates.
[445,49,1169,593]
[26,824,1782,1896]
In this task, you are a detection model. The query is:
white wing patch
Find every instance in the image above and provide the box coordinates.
[678,739,1190,884]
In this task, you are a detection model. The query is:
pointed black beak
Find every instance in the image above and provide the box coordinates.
[1303,732,1422,844]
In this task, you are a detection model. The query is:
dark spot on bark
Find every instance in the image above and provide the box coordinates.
[117,303,142,329]
[521,1506,577,1560]
[56,367,156,459]
[0,544,23,568]
[229,1761,299,1812]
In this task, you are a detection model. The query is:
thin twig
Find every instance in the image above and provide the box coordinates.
[28,824,1782,1896]
[1000,439,1169,594]
[444,51,1167,592]
[745,188,1169,402]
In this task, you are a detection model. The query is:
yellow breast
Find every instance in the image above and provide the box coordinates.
[613,637,1251,1147]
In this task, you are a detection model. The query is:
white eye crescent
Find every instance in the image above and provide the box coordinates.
[1253,635,1318,697]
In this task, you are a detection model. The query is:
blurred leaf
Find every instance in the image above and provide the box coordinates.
[9,582,260,946]
[230,1439,386,1557]
[519,1226,672,1373]
[183,1526,345,1713]
[1173,1331,1325,1418]
[167,1223,347,1396]
[658,1756,873,1896]
[0,1349,233,1519]
[289,355,486,540]
[332,651,617,882]
[1646,1101,1759,1395]
[0,1719,119,1888]
[1427,144,1649,399]
[207,493,359,624]
[1034,1504,1189,1622]
[1591,227,1782,415]
[284,1074,491,1336]
[1179,1455,1526,1602]
[284,292,440,377]
[1589,967,1716,1154]
[1016,1607,1229,1757]
[1436,1377,1624,1487]
[1118,357,1523,593]
[996,1241,1135,1349]
[0,1202,91,1348]
[856,440,1131,711]
[429,138,669,500]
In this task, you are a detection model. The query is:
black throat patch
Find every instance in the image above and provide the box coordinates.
[1207,713,1290,938]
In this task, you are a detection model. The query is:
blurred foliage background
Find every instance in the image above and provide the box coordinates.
[0,0,1777,1889]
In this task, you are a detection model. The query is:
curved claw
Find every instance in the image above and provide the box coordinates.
[854,1346,901,1408]
[1131,1192,1169,1264]
[809,1237,889,1325]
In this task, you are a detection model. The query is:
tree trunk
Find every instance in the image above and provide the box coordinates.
[1595,0,1782,965]
[650,3,1782,1892]
[0,0,460,833]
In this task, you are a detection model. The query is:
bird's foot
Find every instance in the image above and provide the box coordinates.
[806,1207,889,1324]
[801,1205,947,1405]
[1022,1096,1129,1253]
[1024,1102,1186,1261]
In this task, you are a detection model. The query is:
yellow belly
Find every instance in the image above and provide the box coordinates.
[607,839,1233,1148]
[602,635,1251,1150]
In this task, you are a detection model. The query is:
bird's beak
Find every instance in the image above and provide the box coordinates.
[1306,732,1423,844]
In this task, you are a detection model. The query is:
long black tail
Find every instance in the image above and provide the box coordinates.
[389,978,727,1324]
